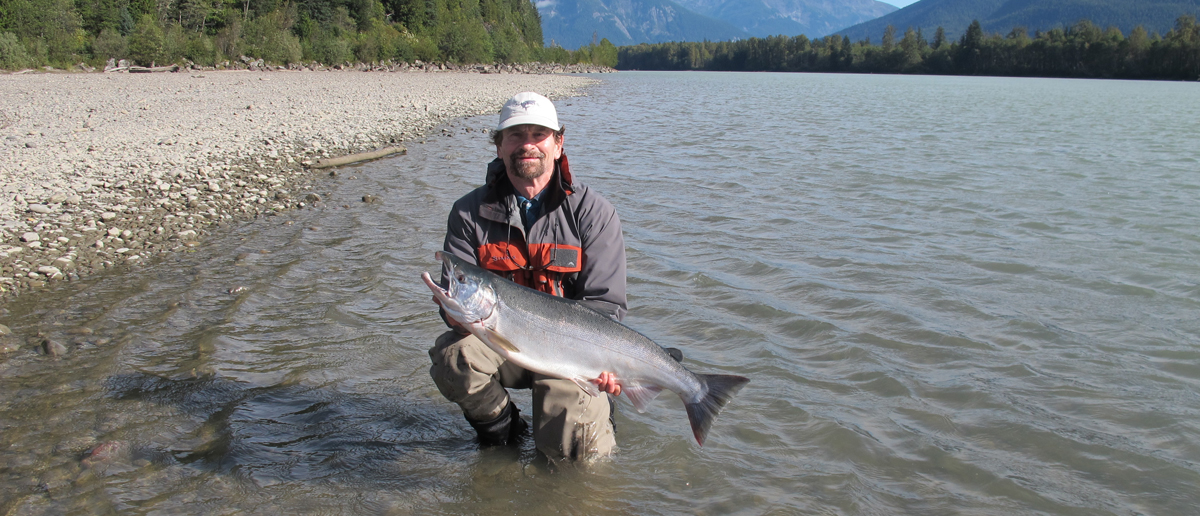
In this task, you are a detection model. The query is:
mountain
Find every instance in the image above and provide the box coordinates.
[535,0,750,49]
[836,0,1200,41]
[673,0,898,38]
[535,0,900,50]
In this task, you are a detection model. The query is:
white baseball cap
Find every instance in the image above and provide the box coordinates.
[496,92,560,132]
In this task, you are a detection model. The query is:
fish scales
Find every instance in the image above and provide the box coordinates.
[490,284,700,396]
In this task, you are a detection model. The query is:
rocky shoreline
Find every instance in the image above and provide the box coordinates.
[0,66,602,306]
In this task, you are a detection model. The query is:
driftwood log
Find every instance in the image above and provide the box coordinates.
[128,65,180,73]
[308,146,407,169]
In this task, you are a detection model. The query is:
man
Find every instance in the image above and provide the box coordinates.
[429,92,627,461]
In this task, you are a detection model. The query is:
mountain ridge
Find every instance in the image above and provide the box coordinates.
[537,0,899,49]
[836,0,1200,41]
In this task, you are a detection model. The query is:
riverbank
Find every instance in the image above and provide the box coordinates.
[0,67,601,306]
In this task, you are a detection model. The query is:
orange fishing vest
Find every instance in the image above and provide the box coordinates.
[477,241,583,297]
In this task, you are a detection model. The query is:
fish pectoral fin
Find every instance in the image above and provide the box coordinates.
[622,381,664,413]
[570,376,602,398]
[482,332,520,354]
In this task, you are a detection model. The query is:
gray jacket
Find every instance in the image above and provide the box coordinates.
[442,154,628,321]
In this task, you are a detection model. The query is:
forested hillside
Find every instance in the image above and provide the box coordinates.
[838,0,1200,42]
[619,16,1200,80]
[0,0,615,69]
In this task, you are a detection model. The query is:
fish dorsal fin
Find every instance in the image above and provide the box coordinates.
[570,376,602,398]
[622,381,664,413]
[484,332,521,354]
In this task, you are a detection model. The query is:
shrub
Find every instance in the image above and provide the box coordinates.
[305,30,353,64]
[356,19,413,62]
[411,31,439,62]
[127,14,164,66]
[534,45,570,64]
[214,13,242,60]
[490,23,530,63]
[438,9,492,63]
[92,28,128,60]
[0,32,34,70]
[243,9,302,64]
[186,34,219,66]
[162,23,189,64]
[40,0,86,64]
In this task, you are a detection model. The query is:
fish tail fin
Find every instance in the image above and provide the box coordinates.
[685,374,750,446]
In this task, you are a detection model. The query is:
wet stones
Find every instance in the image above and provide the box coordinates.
[41,337,68,357]
[81,441,127,468]
[0,324,16,354]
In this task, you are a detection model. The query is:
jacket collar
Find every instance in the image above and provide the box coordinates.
[480,154,575,225]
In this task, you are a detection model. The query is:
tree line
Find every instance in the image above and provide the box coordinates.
[0,0,619,69]
[617,16,1200,81]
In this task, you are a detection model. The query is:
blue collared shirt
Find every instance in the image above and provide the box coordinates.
[515,190,545,234]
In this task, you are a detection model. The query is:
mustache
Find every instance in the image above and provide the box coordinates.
[509,150,546,160]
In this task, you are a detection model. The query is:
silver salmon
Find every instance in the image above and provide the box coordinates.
[422,251,749,446]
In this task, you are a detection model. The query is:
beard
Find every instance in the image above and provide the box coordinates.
[507,150,552,180]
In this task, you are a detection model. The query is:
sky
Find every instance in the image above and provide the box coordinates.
[879,0,919,7]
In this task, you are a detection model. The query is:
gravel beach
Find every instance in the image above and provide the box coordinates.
[0,68,599,304]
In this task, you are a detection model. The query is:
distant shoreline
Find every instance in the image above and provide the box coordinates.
[616,16,1200,82]
[0,68,599,305]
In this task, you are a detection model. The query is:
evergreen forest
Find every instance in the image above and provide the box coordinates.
[0,0,619,69]
[619,17,1200,81]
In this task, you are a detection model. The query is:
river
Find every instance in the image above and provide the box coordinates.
[1,71,1198,514]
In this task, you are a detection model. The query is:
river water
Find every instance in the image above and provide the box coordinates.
[1,71,1198,514]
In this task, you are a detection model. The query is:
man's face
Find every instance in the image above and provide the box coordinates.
[497,124,563,181]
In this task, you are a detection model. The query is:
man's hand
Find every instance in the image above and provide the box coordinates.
[593,371,622,396]
[433,296,470,335]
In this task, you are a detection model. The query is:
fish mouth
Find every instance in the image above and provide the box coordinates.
[423,252,454,303]
[421,271,446,296]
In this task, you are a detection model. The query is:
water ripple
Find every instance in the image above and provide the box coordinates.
[1,72,1199,514]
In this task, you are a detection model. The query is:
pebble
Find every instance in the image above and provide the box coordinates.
[81,441,126,467]
[0,71,597,304]
[42,338,68,356]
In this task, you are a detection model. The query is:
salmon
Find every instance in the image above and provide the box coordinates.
[422,251,749,445]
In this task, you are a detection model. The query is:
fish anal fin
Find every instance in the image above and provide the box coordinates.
[570,376,602,398]
[623,381,664,413]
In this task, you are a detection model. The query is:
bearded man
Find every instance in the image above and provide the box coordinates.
[429,92,628,461]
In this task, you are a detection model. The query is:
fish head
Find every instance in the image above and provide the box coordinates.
[422,252,497,326]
